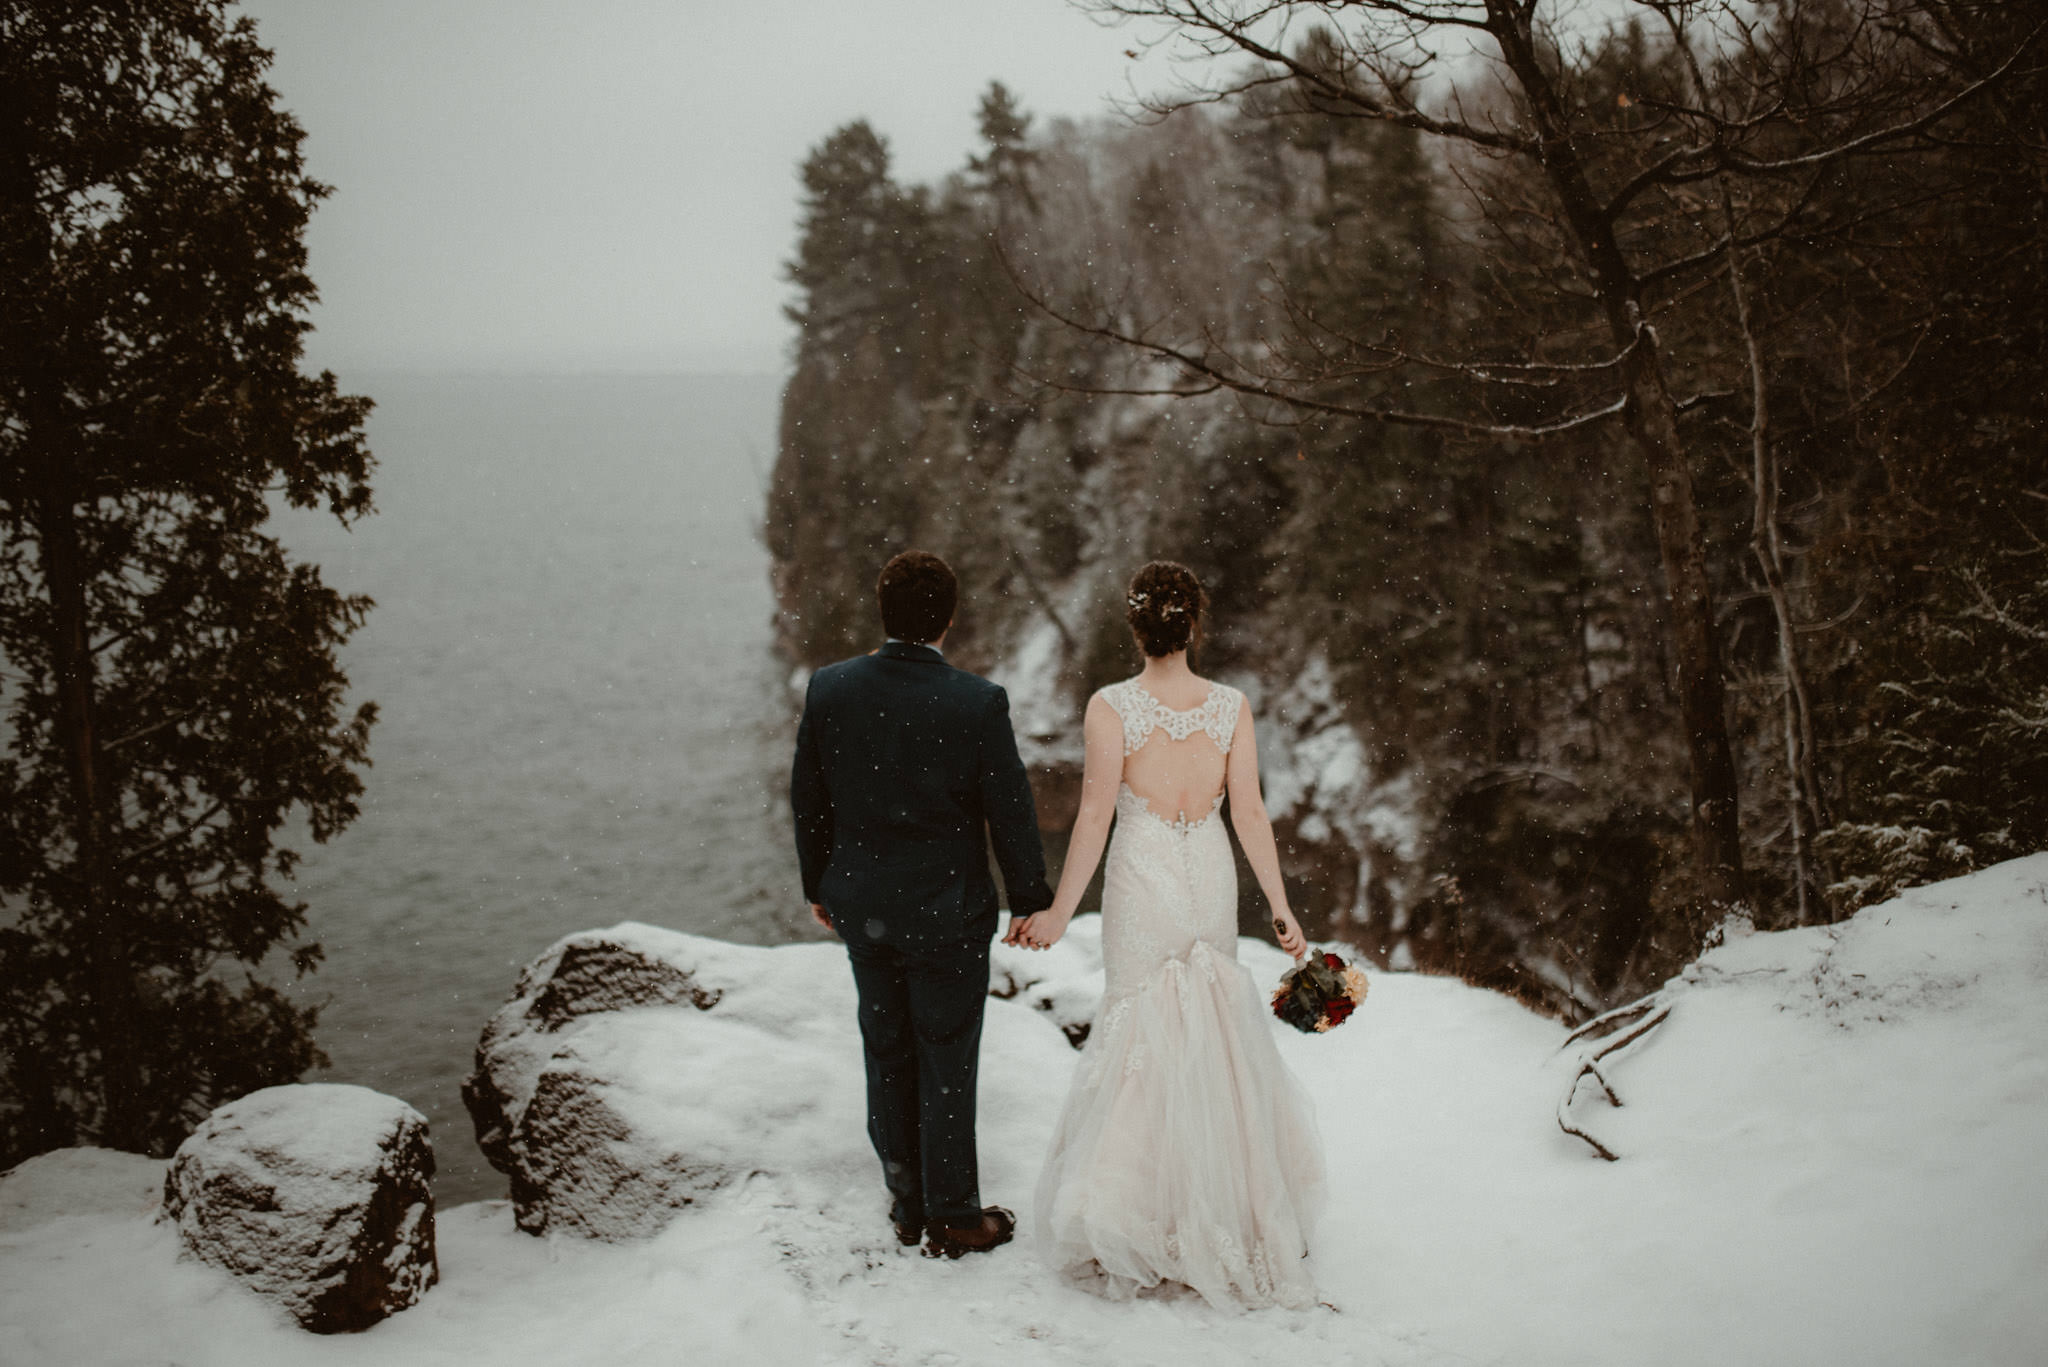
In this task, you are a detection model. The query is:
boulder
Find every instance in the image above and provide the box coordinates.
[462,922,866,1240]
[160,1083,437,1333]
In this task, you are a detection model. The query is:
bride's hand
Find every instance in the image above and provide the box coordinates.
[1006,908,1070,951]
[1270,909,1307,960]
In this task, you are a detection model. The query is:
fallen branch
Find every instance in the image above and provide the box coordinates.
[1556,999,1674,1161]
[1562,994,1659,1048]
[1556,1098,1621,1162]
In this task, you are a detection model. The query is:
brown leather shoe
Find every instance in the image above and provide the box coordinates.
[892,1217,923,1247]
[922,1205,1016,1259]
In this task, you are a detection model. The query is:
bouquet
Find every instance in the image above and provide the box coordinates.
[1271,951,1369,1033]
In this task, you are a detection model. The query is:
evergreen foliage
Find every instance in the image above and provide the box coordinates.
[0,0,375,1163]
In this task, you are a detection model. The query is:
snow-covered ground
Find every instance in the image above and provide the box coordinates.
[4,856,2046,1366]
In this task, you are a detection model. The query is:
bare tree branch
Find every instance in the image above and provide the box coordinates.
[1091,0,1540,153]
[999,239,1631,437]
[1603,14,2048,217]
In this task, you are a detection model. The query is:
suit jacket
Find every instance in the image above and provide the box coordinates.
[791,641,1053,949]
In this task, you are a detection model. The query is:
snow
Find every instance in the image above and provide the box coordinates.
[184,1083,423,1180]
[988,616,1075,761]
[0,1149,162,1232]
[4,856,2047,1365]
[1257,652,1423,919]
[990,914,1105,1045]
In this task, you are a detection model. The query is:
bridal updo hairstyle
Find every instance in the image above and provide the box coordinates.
[877,550,957,644]
[1126,560,1208,658]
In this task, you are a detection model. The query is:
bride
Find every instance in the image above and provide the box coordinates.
[1004,560,1326,1311]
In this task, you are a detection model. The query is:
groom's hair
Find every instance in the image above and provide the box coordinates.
[877,551,957,644]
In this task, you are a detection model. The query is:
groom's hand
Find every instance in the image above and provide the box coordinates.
[1006,910,1068,950]
[1002,912,1044,949]
[809,902,835,935]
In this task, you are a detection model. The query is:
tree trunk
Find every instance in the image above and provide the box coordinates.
[1668,7,1821,922]
[3,52,143,1148]
[1618,343,1747,911]
[1489,1,1747,912]
[1721,198,1825,922]
[31,431,144,1150]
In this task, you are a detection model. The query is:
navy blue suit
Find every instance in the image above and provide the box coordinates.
[790,640,1052,1227]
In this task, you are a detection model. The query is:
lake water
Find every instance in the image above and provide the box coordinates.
[273,372,810,1204]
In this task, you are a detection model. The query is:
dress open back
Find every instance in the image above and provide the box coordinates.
[1033,677,1326,1311]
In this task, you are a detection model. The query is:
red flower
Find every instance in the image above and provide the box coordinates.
[1323,997,1356,1027]
[1322,952,1343,970]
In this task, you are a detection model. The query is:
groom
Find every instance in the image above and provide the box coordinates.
[790,550,1053,1257]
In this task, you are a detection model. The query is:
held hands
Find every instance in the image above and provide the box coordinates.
[1271,907,1307,960]
[1003,907,1072,951]
[1008,905,1300,955]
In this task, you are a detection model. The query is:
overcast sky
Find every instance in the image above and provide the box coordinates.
[235,0,1184,376]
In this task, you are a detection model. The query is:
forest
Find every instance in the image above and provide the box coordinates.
[767,0,2046,1020]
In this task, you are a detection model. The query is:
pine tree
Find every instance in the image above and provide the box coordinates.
[783,120,902,341]
[1816,548,2048,911]
[968,81,1038,215]
[0,0,375,1162]
[771,121,944,663]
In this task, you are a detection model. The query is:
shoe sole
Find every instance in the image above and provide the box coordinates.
[921,1231,1013,1258]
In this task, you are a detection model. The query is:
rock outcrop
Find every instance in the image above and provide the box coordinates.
[462,923,866,1241]
[160,1083,437,1333]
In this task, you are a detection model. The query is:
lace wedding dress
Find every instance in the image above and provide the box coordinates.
[1034,678,1325,1311]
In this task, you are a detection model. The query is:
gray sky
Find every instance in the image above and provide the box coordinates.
[236,0,1176,376]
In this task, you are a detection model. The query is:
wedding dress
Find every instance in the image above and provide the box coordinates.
[1034,678,1326,1311]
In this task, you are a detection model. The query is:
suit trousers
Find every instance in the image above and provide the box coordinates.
[842,934,991,1228]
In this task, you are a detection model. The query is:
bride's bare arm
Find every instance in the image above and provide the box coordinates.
[1004,694,1122,949]
[1226,698,1308,959]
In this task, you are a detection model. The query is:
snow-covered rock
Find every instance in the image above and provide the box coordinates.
[460,923,735,1179]
[989,913,1106,1046]
[462,922,871,1240]
[160,1083,437,1333]
[0,1147,165,1232]
[463,921,1098,1242]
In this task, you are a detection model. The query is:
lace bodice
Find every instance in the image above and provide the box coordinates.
[1098,678,1242,757]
